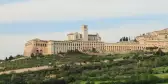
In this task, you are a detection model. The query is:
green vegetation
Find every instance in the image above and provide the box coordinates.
[0,55,56,71]
[0,50,116,71]
[1,50,168,83]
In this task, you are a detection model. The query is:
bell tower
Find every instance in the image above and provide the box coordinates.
[81,25,88,41]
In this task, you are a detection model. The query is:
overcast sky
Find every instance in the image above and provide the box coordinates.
[0,0,168,59]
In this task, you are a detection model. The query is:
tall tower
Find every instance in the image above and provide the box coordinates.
[81,25,88,41]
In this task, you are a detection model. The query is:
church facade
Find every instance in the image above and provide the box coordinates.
[23,25,168,56]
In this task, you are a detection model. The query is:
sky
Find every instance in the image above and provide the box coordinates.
[1,0,168,59]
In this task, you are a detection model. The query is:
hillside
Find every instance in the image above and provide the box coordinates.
[0,52,113,71]
[1,51,168,84]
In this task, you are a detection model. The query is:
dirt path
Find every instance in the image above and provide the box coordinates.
[0,66,53,75]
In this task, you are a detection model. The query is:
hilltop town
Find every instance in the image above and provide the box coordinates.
[1,26,168,83]
[24,25,168,56]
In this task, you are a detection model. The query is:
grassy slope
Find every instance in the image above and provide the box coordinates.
[3,52,168,84]
[0,53,108,71]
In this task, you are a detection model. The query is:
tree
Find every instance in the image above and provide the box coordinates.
[11,74,16,82]
[39,53,44,57]
[58,51,64,54]
[119,37,123,42]
[10,74,25,84]
[5,57,8,61]
[119,38,122,42]
[8,55,14,60]
[156,48,165,56]
[42,79,66,84]
[122,37,125,41]
[67,75,76,83]
[75,49,79,53]
[125,37,128,41]
[31,53,35,58]
[16,54,22,58]
[92,48,96,53]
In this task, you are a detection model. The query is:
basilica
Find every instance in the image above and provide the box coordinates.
[23,25,168,56]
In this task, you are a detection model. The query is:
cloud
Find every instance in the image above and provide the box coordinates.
[0,0,168,23]
[0,22,166,59]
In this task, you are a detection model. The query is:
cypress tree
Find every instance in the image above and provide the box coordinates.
[125,37,128,41]
[123,37,126,41]
[120,38,122,42]
[5,57,8,61]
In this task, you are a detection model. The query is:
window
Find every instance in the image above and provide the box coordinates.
[76,35,78,39]
[36,50,39,53]
[80,34,82,38]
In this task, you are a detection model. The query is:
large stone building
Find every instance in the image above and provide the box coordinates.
[23,25,168,56]
[24,25,104,56]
